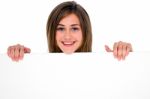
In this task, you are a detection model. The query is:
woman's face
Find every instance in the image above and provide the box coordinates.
[56,13,83,54]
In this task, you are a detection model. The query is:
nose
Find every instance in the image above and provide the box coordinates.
[64,30,72,40]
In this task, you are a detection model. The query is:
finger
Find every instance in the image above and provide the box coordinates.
[19,46,25,60]
[127,43,133,52]
[10,46,16,61]
[126,43,132,56]
[7,46,12,57]
[24,47,31,53]
[122,44,127,60]
[113,42,118,58]
[105,45,113,52]
[117,41,124,60]
[14,45,21,61]
[117,41,123,60]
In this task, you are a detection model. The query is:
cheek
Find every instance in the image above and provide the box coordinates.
[76,32,83,42]
[56,32,62,41]
[55,33,58,42]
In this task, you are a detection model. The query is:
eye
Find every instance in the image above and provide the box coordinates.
[56,27,65,31]
[71,27,79,32]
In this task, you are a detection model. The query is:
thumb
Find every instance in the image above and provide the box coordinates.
[105,45,113,52]
[24,47,31,53]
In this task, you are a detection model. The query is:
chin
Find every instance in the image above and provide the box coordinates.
[63,51,75,55]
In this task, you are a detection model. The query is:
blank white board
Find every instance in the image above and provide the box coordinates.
[0,52,150,99]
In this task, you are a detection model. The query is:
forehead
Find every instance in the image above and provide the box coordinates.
[59,13,80,25]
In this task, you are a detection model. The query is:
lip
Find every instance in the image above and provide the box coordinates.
[62,41,76,47]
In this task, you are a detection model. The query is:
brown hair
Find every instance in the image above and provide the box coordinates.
[46,1,92,53]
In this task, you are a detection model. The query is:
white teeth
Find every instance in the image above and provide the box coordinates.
[63,42,74,45]
[64,42,73,44]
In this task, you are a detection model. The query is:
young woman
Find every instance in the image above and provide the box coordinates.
[7,1,132,61]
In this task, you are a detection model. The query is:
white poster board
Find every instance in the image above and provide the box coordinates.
[0,53,150,99]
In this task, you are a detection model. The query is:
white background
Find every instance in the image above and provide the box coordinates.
[0,0,150,53]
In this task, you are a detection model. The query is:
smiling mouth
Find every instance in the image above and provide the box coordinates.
[62,41,76,47]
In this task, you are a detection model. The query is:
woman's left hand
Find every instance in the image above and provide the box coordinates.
[105,41,133,60]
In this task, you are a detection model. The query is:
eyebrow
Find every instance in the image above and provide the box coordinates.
[58,24,80,26]
[57,24,64,26]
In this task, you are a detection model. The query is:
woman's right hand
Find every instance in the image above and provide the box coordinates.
[7,44,31,62]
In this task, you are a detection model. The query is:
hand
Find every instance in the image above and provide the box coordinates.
[7,44,31,62]
[105,41,132,60]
